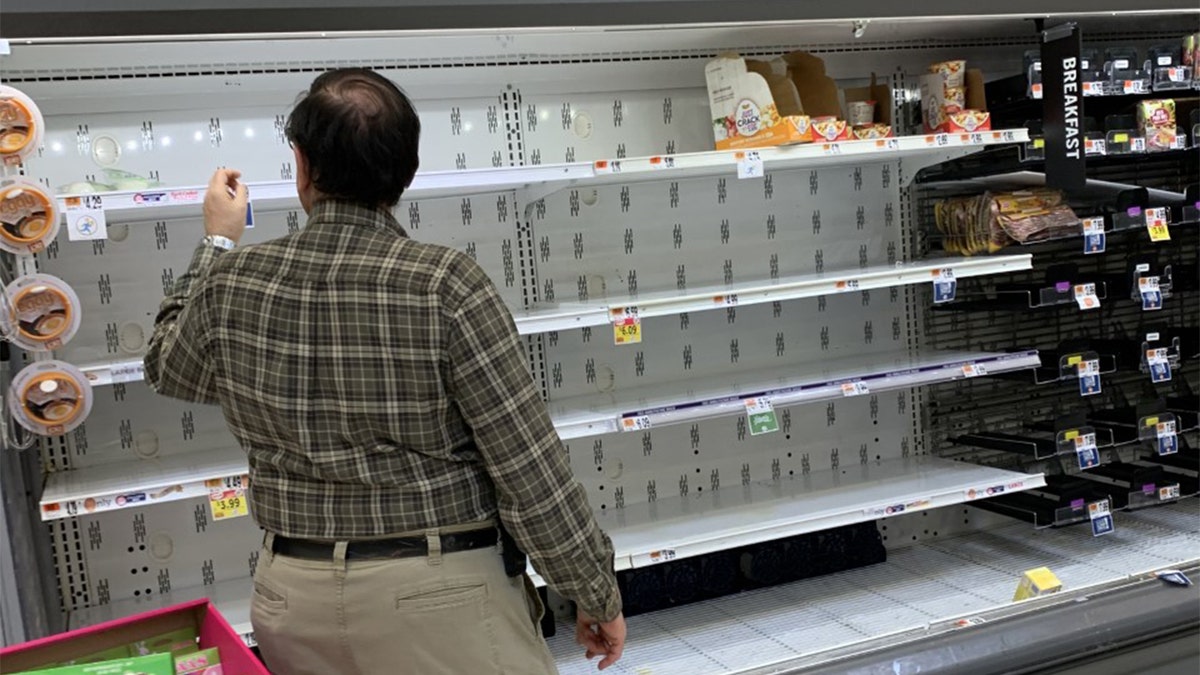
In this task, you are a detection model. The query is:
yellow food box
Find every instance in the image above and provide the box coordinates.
[1014,566,1062,601]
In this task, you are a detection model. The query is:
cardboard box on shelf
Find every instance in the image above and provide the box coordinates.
[844,73,895,137]
[921,67,992,133]
[706,50,876,150]
[0,600,267,675]
[706,54,812,150]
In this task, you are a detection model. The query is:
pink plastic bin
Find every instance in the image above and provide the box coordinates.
[0,599,268,674]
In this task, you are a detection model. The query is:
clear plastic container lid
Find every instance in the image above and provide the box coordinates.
[0,85,45,166]
[8,360,93,436]
[2,273,82,351]
[0,178,60,254]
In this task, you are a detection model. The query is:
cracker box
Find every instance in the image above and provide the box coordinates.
[17,654,173,675]
[1138,99,1177,151]
[706,54,812,150]
[1013,566,1063,601]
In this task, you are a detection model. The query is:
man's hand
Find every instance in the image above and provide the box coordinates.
[576,610,626,670]
[203,169,249,243]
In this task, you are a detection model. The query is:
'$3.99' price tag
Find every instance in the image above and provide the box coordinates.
[209,488,248,521]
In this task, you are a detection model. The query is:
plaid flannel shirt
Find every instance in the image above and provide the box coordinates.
[145,200,621,621]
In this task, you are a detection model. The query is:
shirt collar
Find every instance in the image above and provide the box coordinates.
[306,199,408,238]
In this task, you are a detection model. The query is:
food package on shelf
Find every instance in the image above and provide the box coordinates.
[921,61,992,133]
[935,189,1081,255]
[1,273,82,351]
[0,85,45,167]
[705,54,813,150]
[0,178,61,254]
[1137,99,1178,151]
[8,360,93,436]
[15,654,173,675]
[844,73,895,138]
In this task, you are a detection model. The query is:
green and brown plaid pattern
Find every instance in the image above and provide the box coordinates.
[145,200,620,621]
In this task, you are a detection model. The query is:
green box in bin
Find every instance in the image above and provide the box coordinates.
[16,654,172,675]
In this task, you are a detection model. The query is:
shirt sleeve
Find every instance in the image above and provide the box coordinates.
[445,278,622,622]
[144,243,224,405]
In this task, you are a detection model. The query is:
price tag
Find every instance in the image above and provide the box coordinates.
[1170,135,1188,150]
[63,194,109,242]
[1123,79,1147,94]
[1167,66,1187,82]
[620,415,652,432]
[961,363,988,378]
[1073,283,1100,310]
[1146,348,1172,383]
[932,268,956,304]
[611,307,642,345]
[823,143,843,156]
[1083,81,1105,96]
[1000,130,1018,142]
[109,361,145,384]
[1159,485,1181,500]
[1031,138,1046,150]
[649,156,675,170]
[835,279,860,292]
[744,397,780,436]
[1138,276,1163,311]
[713,293,739,307]
[1031,83,1044,99]
[736,151,764,180]
[935,134,951,147]
[208,488,249,521]
[1077,358,1102,397]
[1157,420,1179,456]
[1130,137,1147,153]
[841,381,870,397]
[1082,217,1106,254]
[1088,499,1114,537]
[1144,207,1170,242]
[1075,433,1100,470]
[968,132,985,145]
[594,159,622,174]
[1084,138,1107,156]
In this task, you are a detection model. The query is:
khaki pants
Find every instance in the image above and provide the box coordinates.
[251,531,560,675]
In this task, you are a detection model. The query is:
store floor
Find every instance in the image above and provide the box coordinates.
[547,500,1200,674]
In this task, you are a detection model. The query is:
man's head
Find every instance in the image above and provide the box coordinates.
[285,68,421,212]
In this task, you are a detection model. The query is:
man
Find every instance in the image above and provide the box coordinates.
[145,68,625,674]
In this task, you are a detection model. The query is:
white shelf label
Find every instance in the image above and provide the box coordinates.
[1159,485,1181,501]
[841,381,870,397]
[110,362,145,384]
[1073,283,1100,310]
[620,415,652,432]
[1130,136,1147,153]
[1089,499,1114,537]
[649,156,675,170]
[1077,358,1102,397]
[1082,217,1106,254]
[1075,433,1100,470]
[1083,81,1105,96]
[1084,138,1107,156]
[835,279,860,292]
[736,151,764,180]
[713,293,739,307]
[648,549,677,563]
[1156,419,1177,438]
[1123,79,1147,94]
[744,397,779,436]
[932,268,956,304]
[960,363,988,378]
[1139,276,1163,311]
[1146,347,1172,383]
[823,143,843,156]
[884,138,900,151]
[63,194,108,242]
[594,159,622,174]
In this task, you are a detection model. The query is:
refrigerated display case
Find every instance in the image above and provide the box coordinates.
[1,4,1196,673]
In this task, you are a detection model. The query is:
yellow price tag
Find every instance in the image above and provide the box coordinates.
[1148,224,1170,242]
[1067,355,1082,366]
[1032,138,1045,149]
[209,488,249,521]
[1144,416,1159,427]
[613,318,642,345]
[1113,133,1129,143]
[1064,430,1079,440]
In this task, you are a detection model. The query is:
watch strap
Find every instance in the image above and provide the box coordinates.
[203,235,236,251]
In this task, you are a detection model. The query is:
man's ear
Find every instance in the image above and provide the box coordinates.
[293,145,311,192]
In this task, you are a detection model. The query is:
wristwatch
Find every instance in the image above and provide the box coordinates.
[202,234,236,251]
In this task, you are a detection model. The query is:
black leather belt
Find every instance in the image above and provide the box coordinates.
[272,528,498,561]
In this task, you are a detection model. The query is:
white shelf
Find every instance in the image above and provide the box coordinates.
[56,130,1028,224]
[77,254,1032,382]
[600,456,1044,571]
[68,456,1046,647]
[549,349,1041,440]
[513,254,1031,335]
[39,447,248,522]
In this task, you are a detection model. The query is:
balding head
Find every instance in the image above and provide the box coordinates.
[286,68,421,208]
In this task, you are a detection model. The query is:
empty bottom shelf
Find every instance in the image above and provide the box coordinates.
[547,499,1199,674]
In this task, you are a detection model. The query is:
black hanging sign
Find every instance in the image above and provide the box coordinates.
[1042,22,1085,193]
